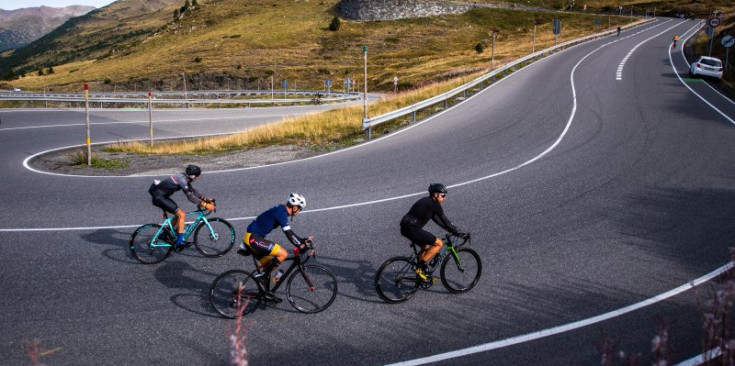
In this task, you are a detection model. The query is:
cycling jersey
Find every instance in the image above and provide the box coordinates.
[400,196,460,235]
[148,173,205,213]
[246,205,303,247]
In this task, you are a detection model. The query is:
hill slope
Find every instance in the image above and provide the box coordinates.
[0,6,95,52]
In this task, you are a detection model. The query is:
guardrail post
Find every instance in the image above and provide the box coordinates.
[412,111,416,123]
[443,100,448,109]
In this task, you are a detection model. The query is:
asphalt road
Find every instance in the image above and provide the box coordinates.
[2,18,735,366]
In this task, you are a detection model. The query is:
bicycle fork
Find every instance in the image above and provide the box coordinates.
[448,247,465,273]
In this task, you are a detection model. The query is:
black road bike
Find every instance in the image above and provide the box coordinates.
[375,233,481,303]
[209,241,338,318]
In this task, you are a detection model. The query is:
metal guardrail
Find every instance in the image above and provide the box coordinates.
[362,18,657,136]
[0,90,360,106]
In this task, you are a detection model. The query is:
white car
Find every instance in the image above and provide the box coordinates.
[690,56,723,79]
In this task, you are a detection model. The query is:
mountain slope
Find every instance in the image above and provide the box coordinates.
[0,6,95,52]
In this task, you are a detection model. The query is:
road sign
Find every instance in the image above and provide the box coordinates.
[553,19,561,35]
[594,17,600,25]
[393,76,398,86]
[705,27,714,37]
[282,79,288,89]
[722,35,735,48]
[708,17,721,27]
[325,79,332,88]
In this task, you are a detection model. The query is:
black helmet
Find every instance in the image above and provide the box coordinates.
[185,165,201,178]
[428,183,447,195]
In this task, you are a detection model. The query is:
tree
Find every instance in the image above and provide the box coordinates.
[47,66,55,74]
[173,9,180,21]
[475,42,484,54]
[192,0,199,7]
[37,69,44,76]
[329,16,341,31]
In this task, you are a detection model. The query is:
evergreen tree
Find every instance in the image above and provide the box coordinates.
[329,16,341,31]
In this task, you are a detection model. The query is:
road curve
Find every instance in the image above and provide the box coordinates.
[2,18,735,365]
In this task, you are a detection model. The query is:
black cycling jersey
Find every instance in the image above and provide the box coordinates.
[148,173,204,206]
[400,196,460,235]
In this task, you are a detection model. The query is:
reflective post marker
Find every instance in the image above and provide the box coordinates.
[363,45,370,140]
[148,92,153,146]
[85,84,91,166]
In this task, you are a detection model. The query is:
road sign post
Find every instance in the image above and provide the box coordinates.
[708,18,721,56]
[282,79,288,99]
[363,45,369,140]
[393,76,398,94]
[84,84,91,166]
[722,35,734,71]
[148,92,153,146]
[553,19,561,45]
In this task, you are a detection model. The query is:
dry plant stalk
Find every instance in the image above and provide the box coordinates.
[228,283,251,366]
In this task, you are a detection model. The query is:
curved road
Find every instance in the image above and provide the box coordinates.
[2,18,735,365]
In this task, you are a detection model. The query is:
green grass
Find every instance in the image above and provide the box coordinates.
[71,149,129,169]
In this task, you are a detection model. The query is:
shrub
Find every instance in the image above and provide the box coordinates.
[475,42,484,54]
[194,56,202,63]
[104,78,112,84]
[37,69,44,76]
[329,16,341,31]
[47,66,55,74]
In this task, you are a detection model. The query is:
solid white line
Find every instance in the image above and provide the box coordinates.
[671,23,735,125]
[675,24,735,107]
[674,347,721,366]
[386,262,733,366]
[0,113,289,132]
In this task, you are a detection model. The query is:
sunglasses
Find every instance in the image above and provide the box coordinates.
[439,193,446,198]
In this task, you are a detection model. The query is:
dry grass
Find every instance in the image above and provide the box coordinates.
[108,72,482,155]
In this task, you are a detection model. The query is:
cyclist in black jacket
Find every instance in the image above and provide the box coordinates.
[400,183,467,280]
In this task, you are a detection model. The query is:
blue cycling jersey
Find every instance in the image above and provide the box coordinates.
[246,205,291,239]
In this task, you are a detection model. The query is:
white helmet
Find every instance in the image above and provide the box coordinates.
[288,193,306,209]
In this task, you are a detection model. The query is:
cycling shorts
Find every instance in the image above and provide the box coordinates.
[244,233,281,259]
[152,195,178,214]
[400,225,438,247]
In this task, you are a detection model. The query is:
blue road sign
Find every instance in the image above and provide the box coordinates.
[553,19,562,35]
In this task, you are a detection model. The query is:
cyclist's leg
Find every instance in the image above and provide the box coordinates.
[401,225,440,267]
[420,237,444,264]
[152,196,180,242]
[246,234,285,275]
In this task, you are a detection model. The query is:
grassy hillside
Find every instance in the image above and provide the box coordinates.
[6,0,632,93]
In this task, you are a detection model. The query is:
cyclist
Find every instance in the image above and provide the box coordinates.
[148,165,215,251]
[239,193,312,294]
[400,183,467,280]
[673,34,679,47]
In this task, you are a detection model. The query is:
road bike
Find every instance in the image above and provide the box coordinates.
[129,200,236,264]
[374,233,481,303]
[209,240,338,318]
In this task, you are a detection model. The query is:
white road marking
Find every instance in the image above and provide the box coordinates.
[386,262,733,366]
[616,20,679,81]
[670,22,735,125]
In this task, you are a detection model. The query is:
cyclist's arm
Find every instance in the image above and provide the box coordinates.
[182,185,206,206]
[282,226,305,247]
[432,211,461,236]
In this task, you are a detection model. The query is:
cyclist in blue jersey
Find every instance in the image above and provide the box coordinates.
[148,165,215,251]
[239,193,312,291]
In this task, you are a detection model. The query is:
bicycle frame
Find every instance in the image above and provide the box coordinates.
[149,210,212,248]
[251,247,314,294]
[410,234,469,274]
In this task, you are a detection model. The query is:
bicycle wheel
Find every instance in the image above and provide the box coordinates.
[286,264,338,313]
[193,218,236,257]
[209,270,262,319]
[374,257,419,303]
[440,248,482,293]
[129,224,173,264]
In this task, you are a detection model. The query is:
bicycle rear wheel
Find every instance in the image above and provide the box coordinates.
[209,270,262,319]
[286,264,338,313]
[374,257,419,303]
[440,248,482,293]
[129,224,173,264]
[193,218,236,257]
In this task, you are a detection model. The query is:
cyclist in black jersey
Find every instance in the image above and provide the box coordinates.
[148,165,215,251]
[400,183,467,280]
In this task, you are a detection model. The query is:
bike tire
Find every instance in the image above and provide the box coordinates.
[129,224,173,264]
[209,270,262,319]
[374,257,419,303]
[286,264,338,313]
[193,217,236,257]
[440,248,482,293]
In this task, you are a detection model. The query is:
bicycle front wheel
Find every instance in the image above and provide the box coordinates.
[440,248,482,293]
[374,257,419,303]
[129,224,173,264]
[286,264,338,314]
[209,270,262,319]
[194,218,236,257]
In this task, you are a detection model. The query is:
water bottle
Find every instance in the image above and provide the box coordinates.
[273,270,284,283]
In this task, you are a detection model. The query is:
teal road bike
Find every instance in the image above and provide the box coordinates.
[374,233,481,303]
[129,200,236,264]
